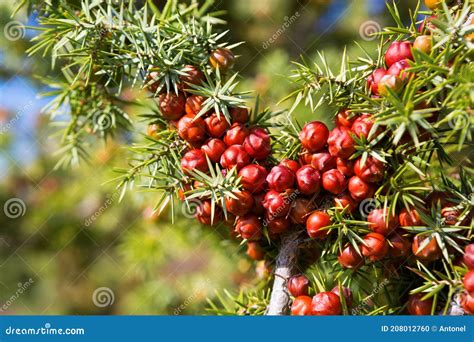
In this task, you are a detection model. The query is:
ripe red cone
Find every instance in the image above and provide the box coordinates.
[204,113,230,138]
[295,165,321,195]
[223,123,249,146]
[322,169,347,194]
[311,291,342,315]
[299,121,329,153]
[367,208,398,236]
[266,165,295,192]
[291,296,313,316]
[463,244,474,269]
[263,190,292,218]
[225,190,254,217]
[220,145,251,170]
[336,109,355,128]
[338,244,364,269]
[384,41,413,67]
[361,232,389,261]
[181,149,208,175]
[311,151,336,172]
[157,92,186,120]
[201,138,226,163]
[348,176,375,201]
[407,293,433,315]
[327,126,355,158]
[243,127,271,160]
[177,114,207,143]
[354,156,385,183]
[306,211,331,239]
[279,159,301,174]
[288,274,310,297]
[463,270,474,296]
[238,165,267,193]
[412,235,442,263]
[399,207,424,226]
[235,215,262,241]
[351,114,376,140]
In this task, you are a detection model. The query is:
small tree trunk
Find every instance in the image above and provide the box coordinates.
[266,231,300,315]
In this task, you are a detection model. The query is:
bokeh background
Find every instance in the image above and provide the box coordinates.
[0,0,422,314]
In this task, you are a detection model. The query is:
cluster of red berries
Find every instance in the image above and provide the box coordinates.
[290,241,473,316]
[284,37,470,314]
[299,115,386,240]
[232,114,389,260]
[146,40,472,316]
[367,35,431,97]
[288,274,352,315]
[151,63,394,262]
[145,48,381,261]
[337,198,466,272]
[419,1,473,42]
[147,49,392,258]
[147,49,272,243]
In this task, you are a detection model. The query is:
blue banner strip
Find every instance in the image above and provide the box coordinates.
[0,316,472,342]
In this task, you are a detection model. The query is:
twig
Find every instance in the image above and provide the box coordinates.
[266,230,301,315]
